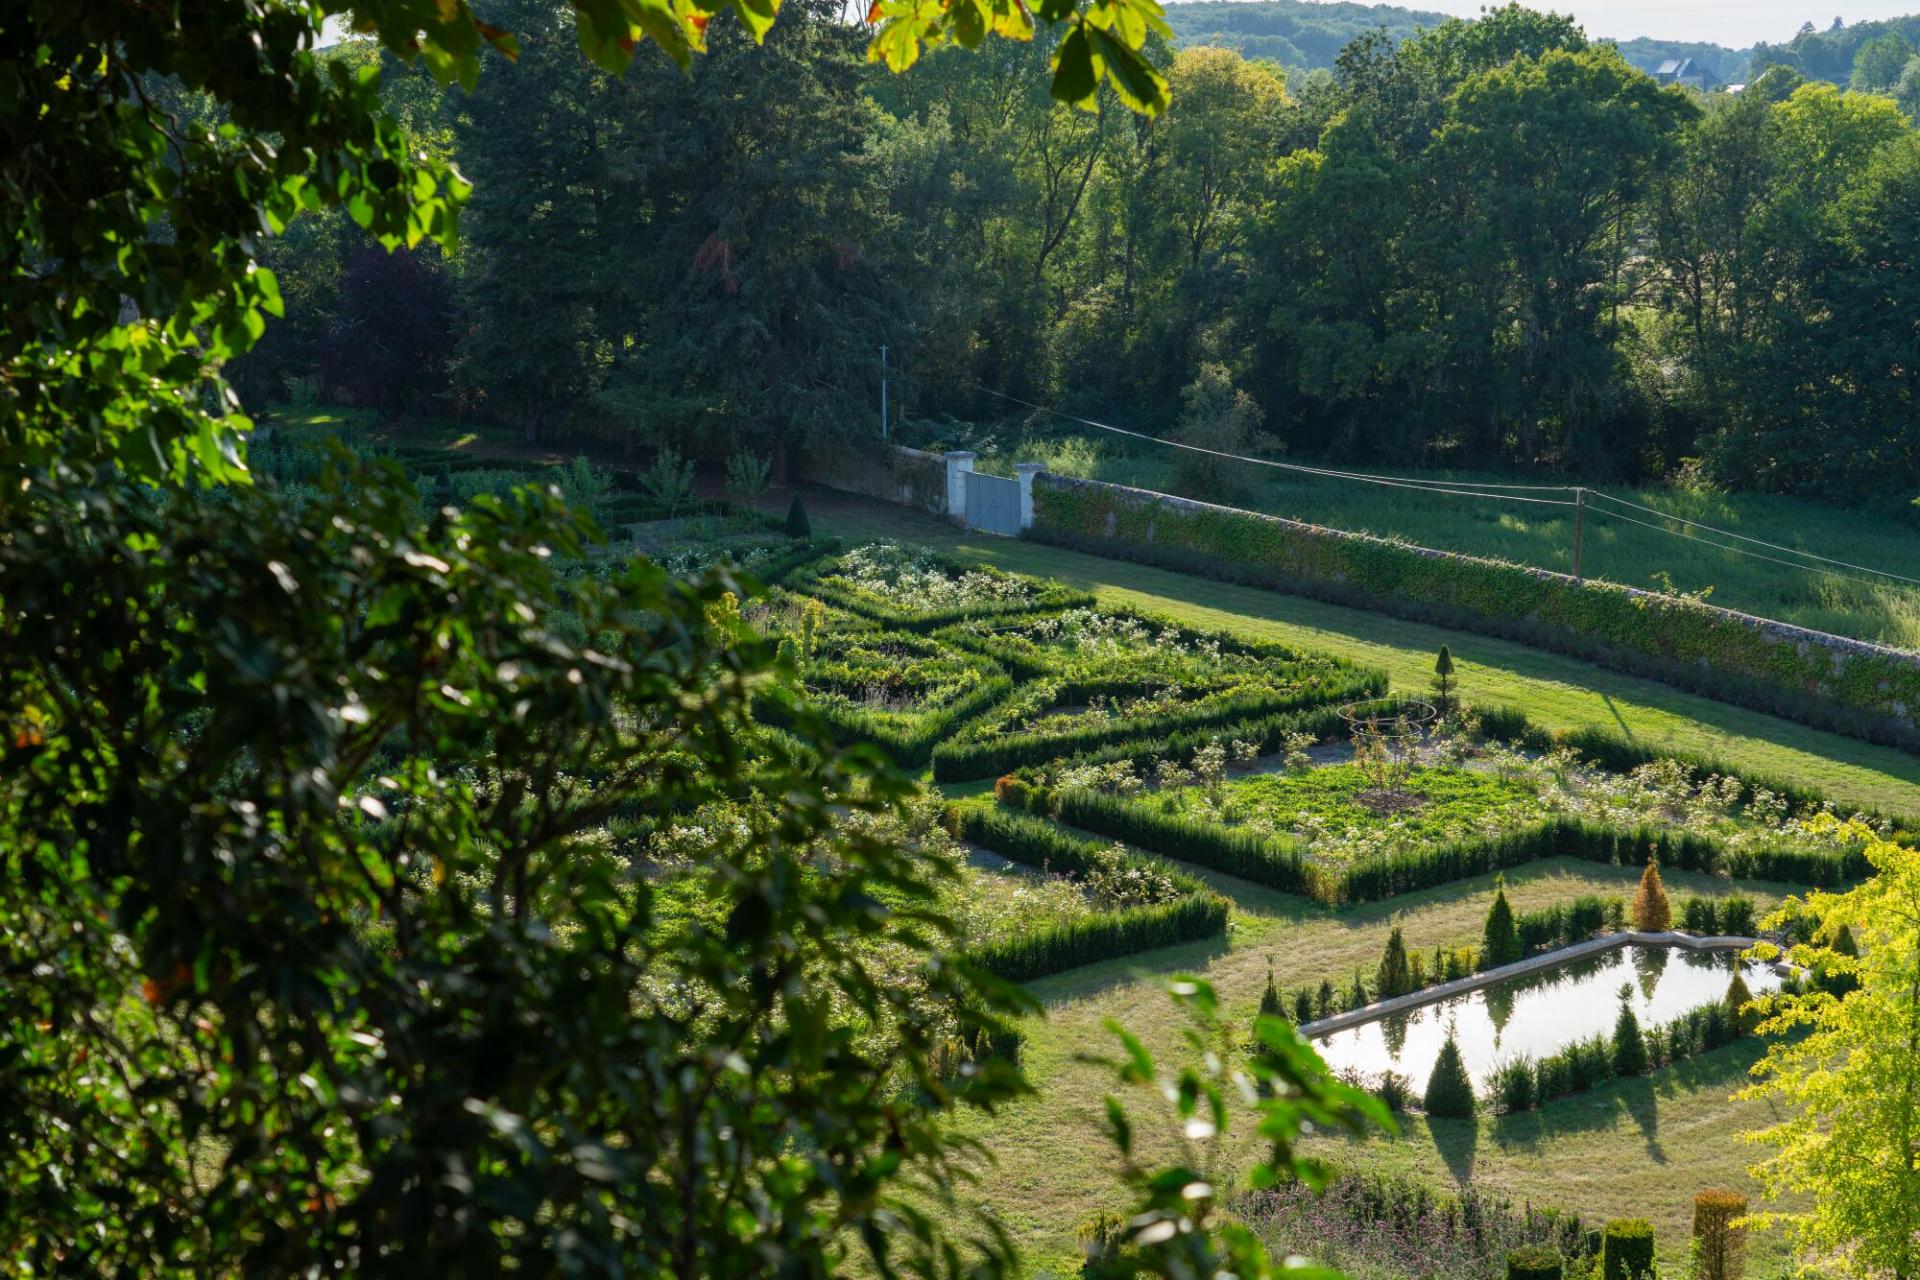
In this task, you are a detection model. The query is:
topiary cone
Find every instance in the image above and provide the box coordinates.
[1632,858,1671,932]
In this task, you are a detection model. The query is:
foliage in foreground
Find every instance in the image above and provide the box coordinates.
[1081,979,1392,1278]
[0,464,1035,1273]
[1740,822,1920,1280]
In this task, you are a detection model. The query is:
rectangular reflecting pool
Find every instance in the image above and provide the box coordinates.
[1311,944,1784,1092]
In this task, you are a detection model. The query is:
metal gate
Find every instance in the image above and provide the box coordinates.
[963,471,1021,536]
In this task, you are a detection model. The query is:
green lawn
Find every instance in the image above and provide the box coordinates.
[778,487,1920,819]
[948,858,1800,1277]
[958,434,1920,650]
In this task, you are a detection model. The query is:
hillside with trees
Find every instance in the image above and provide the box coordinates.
[238,3,1920,506]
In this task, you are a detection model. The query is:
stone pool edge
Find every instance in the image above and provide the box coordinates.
[1299,930,1762,1038]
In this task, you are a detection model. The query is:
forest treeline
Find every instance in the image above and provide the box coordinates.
[240,1,1920,502]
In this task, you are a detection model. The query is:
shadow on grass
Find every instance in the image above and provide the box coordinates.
[1027,933,1235,1007]
[1489,1039,1765,1158]
[1428,1115,1479,1185]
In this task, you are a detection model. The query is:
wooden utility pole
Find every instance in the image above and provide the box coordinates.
[1572,487,1586,580]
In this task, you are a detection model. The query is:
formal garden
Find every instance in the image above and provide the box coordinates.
[619,517,1903,1277]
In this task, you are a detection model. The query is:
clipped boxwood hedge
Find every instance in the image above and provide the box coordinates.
[1009,783,1866,904]
[952,806,1230,982]
[1030,473,1920,752]
[931,669,1380,782]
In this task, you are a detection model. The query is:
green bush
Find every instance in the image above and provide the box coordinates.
[1612,990,1650,1077]
[1482,881,1523,969]
[1491,1058,1539,1114]
[785,493,811,539]
[1507,1244,1564,1280]
[1602,1219,1657,1280]
[1423,1034,1477,1119]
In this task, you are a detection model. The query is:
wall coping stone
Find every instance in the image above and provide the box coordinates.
[1298,929,1769,1037]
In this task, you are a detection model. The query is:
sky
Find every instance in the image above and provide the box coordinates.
[1384,1,1918,47]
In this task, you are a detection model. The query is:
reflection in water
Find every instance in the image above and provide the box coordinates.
[1313,945,1783,1092]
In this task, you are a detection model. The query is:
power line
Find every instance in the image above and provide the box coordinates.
[1582,490,1920,592]
[977,387,1579,506]
[979,383,1920,598]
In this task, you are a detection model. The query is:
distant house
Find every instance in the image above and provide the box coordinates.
[1653,57,1720,91]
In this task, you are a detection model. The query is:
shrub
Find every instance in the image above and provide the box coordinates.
[1377,925,1415,998]
[785,493,811,539]
[1692,1191,1747,1280]
[1259,962,1284,1021]
[639,446,697,516]
[1432,644,1457,714]
[1490,1057,1538,1113]
[1725,971,1760,1036]
[1374,1069,1415,1113]
[724,449,772,498]
[1612,986,1649,1077]
[1818,923,1862,995]
[1482,878,1523,969]
[1292,989,1314,1023]
[1681,896,1718,934]
[1601,1219,1657,1280]
[1424,1032,1477,1119]
[1719,895,1756,936]
[1507,1245,1564,1280]
[1631,859,1671,932]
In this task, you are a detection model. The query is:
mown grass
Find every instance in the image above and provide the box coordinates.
[963,433,1920,650]
[943,858,1800,1277]
[779,487,1920,819]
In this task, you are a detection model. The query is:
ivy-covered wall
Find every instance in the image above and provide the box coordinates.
[1029,473,1920,749]
[796,444,948,516]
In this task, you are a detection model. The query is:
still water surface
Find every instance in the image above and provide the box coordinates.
[1311,944,1782,1091]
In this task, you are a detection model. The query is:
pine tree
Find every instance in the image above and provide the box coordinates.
[1432,644,1457,713]
[1424,1029,1477,1119]
[1377,924,1414,998]
[1482,877,1523,970]
[785,493,812,539]
[1631,858,1672,932]
[1613,984,1649,1076]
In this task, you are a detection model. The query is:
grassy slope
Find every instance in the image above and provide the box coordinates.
[962,437,1920,649]
[952,858,1799,1276]
[787,487,1920,818]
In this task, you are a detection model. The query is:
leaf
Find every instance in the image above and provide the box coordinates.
[1086,24,1168,115]
[1049,25,1097,107]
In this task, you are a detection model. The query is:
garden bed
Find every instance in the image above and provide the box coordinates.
[799,541,1093,631]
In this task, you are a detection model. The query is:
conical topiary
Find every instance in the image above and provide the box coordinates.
[1632,858,1672,932]
[784,492,811,539]
[1424,1029,1477,1119]
[1482,877,1522,970]
[1432,644,1457,714]
[1377,924,1414,998]
[1725,970,1759,1037]
[1820,923,1861,996]
[1613,983,1649,1076]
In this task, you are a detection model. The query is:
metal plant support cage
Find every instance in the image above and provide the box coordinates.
[1338,696,1439,805]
